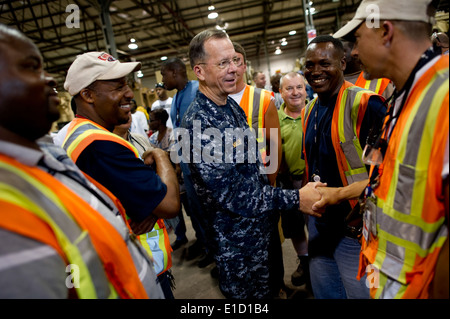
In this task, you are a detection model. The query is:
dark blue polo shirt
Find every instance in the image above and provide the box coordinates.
[76,140,167,223]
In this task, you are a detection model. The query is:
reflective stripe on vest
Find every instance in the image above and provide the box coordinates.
[64,118,172,277]
[0,154,151,298]
[302,82,377,206]
[360,56,449,299]
[0,156,116,299]
[355,72,391,96]
[240,85,272,158]
[62,118,139,162]
[138,220,172,275]
[245,86,266,144]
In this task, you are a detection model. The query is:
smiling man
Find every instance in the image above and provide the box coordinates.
[180,29,325,299]
[301,35,386,299]
[0,25,164,299]
[277,72,310,291]
[62,52,180,236]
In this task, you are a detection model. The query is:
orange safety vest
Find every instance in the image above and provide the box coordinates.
[0,154,149,299]
[355,72,392,96]
[302,81,383,207]
[239,85,274,164]
[358,56,449,299]
[63,117,172,275]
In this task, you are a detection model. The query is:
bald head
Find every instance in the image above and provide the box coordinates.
[432,32,449,54]
[0,24,60,144]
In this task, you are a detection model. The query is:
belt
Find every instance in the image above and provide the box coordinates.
[344,224,362,240]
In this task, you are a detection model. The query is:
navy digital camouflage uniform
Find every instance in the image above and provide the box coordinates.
[180,91,300,298]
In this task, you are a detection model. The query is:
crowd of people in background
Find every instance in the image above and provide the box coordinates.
[0,0,448,300]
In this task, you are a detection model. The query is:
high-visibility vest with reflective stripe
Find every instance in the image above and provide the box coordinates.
[302,81,382,207]
[138,219,172,275]
[355,72,391,96]
[63,118,172,276]
[62,118,140,162]
[0,154,149,299]
[358,56,449,299]
[239,85,273,161]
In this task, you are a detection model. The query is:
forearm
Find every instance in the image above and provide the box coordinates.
[335,179,369,203]
[151,150,180,218]
[313,179,369,212]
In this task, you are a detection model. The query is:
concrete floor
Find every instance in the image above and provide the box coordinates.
[168,209,313,299]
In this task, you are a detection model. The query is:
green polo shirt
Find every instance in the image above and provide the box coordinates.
[278,102,305,176]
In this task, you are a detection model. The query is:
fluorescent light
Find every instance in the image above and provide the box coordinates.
[208,12,218,19]
[128,43,138,50]
[118,13,129,19]
[289,30,296,35]
[161,56,168,61]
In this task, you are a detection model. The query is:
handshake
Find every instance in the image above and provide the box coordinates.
[298,179,368,217]
[297,182,333,217]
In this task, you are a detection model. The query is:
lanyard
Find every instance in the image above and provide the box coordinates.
[366,47,440,190]
[311,96,336,182]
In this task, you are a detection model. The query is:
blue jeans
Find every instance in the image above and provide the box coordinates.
[308,217,369,299]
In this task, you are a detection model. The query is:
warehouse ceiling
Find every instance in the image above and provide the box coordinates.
[1,0,448,90]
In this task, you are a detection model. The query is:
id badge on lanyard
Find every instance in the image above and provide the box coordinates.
[360,186,378,242]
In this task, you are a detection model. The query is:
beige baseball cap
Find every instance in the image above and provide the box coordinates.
[333,0,436,39]
[64,52,141,96]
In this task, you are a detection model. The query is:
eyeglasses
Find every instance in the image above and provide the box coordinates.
[197,57,243,69]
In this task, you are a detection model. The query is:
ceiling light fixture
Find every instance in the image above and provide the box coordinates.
[289,30,296,36]
[275,47,282,55]
[208,2,218,19]
[161,56,168,61]
[137,70,143,78]
[208,11,218,19]
[128,38,138,50]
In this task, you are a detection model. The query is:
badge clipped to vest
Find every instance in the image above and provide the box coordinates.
[360,185,378,242]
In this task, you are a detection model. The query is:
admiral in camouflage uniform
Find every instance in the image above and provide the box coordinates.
[180,91,300,298]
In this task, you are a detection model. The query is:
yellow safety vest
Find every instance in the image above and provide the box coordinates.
[358,56,449,299]
[138,219,172,275]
